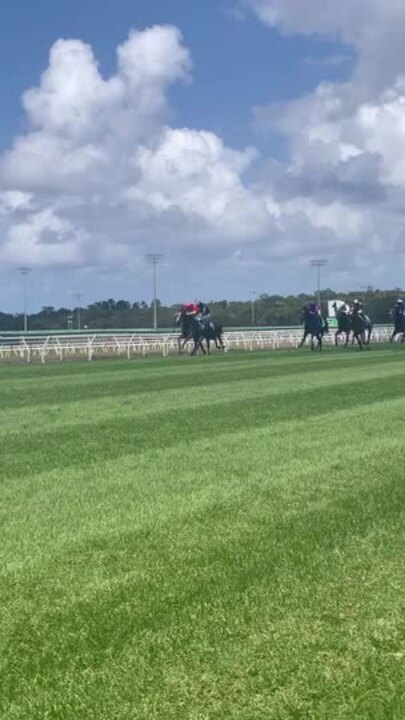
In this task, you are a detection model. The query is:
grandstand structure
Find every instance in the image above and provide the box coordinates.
[0,326,394,363]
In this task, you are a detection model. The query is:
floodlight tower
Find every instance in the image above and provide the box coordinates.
[146,254,164,329]
[73,293,83,330]
[310,259,328,309]
[249,291,257,326]
[17,267,32,333]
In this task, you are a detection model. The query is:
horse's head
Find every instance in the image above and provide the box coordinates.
[176,307,193,333]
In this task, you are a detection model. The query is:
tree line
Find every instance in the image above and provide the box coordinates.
[0,288,402,332]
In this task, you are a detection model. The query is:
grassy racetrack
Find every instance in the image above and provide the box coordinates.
[2,347,405,719]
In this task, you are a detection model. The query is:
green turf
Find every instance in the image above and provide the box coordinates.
[2,347,405,719]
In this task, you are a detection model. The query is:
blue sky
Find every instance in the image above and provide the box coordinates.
[0,0,351,150]
[0,0,404,312]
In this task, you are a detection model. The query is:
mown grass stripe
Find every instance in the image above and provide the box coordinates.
[1,389,403,562]
[2,349,405,719]
[1,355,404,438]
[2,370,405,481]
[2,449,405,719]
[0,346,403,404]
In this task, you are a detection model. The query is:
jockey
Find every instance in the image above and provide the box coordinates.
[308,302,319,315]
[392,299,405,320]
[196,300,210,318]
[352,299,368,322]
[184,302,199,316]
[332,301,347,317]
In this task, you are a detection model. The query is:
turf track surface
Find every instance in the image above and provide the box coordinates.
[1,347,405,719]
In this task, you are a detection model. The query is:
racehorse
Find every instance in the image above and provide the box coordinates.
[175,310,224,356]
[350,310,373,350]
[298,309,328,351]
[390,314,405,343]
[334,307,373,348]
[334,311,352,346]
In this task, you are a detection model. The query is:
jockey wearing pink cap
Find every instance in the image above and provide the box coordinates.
[183,302,199,315]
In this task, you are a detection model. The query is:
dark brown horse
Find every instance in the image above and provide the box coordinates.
[175,310,224,355]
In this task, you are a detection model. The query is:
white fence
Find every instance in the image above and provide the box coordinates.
[0,326,394,364]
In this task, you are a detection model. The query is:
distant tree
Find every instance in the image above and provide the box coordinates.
[115,300,131,311]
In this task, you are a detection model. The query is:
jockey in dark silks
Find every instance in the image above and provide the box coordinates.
[300,303,319,325]
[390,299,405,342]
[333,301,349,317]
[333,301,352,346]
[350,300,373,348]
[177,302,224,354]
[392,299,404,323]
[183,301,211,330]
[308,303,322,326]
[193,300,211,329]
[352,299,367,322]
[299,303,327,350]
[196,300,210,320]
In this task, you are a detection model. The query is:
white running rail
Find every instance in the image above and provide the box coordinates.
[0,326,395,364]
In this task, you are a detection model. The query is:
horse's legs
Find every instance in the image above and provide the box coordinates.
[179,334,192,353]
[335,330,339,346]
[214,336,221,350]
[354,332,363,350]
[206,338,211,355]
[190,334,204,356]
[298,331,308,349]
[214,334,224,350]
[390,330,396,344]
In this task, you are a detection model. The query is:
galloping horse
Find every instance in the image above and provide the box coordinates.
[334,308,352,347]
[350,310,372,350]
[390,310,405,343]
[175,310,224,355]
[298,308,328,351]
[334,305,373,348]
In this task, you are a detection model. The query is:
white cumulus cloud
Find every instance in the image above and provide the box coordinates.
[3,10,405,297]
[246,0,405,271]
[0,25,277,273]
[244,0,405,88]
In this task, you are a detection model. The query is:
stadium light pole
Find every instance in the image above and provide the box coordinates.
[146,254,163,329]
[249,291,257,326]
[310,259,327,309]
[17,267,32,333]
[73,293,83,330]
